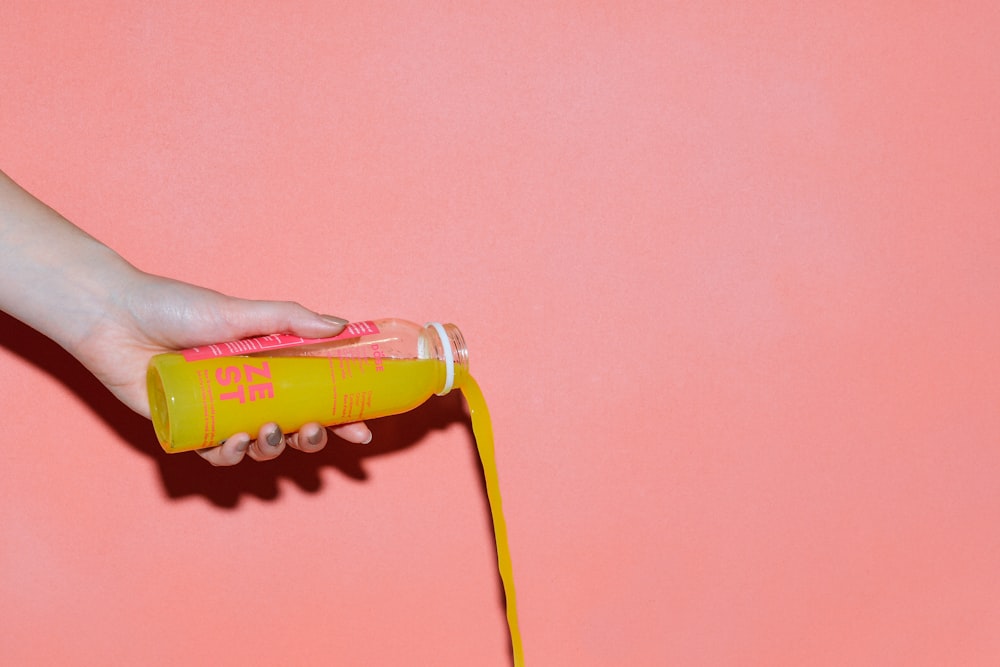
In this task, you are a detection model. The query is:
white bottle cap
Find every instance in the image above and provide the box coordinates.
[426,322,455,395]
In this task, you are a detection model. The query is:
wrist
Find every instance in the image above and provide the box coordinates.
[0,169,140,355]
[23,240,139,358]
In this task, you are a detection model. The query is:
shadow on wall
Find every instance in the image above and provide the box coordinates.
[0,311,472,508]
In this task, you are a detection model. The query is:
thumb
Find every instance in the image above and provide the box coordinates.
[225,299,350,339]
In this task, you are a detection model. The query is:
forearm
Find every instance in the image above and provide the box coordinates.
[0,169,137,354]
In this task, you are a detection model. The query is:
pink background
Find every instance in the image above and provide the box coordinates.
[2,3,999,665]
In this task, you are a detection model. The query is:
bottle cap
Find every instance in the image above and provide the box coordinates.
[426,322,455,395]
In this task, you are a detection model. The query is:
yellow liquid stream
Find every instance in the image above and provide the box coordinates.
[463,376,525,667]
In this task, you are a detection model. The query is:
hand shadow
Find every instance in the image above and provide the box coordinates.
[0,312,471,508]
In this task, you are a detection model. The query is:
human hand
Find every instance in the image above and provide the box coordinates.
[71,270,373,466]
[2,169,371,465]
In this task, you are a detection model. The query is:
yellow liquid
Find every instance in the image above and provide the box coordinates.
[463,376,525,666]
[149,354,442,451]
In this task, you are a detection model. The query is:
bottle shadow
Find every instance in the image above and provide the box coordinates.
[0,312,472,508]
[151,390,469,508]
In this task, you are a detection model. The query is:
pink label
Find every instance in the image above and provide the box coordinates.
[180,321,380,361]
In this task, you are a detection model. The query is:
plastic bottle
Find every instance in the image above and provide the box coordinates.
[146,318,468,452]
[147,318,523,663]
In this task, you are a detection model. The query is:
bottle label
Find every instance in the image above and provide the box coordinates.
[180,321,380,361]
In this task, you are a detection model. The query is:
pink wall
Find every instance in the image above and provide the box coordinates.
[3,3,999,665]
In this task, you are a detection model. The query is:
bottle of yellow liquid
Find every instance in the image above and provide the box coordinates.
[147,318,468,453]
[148,318,524,663]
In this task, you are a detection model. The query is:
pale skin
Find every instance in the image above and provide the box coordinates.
[0,169,372,465]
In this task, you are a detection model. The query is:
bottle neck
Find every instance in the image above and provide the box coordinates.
[423,322,469,395]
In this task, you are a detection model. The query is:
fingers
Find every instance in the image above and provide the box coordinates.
[196,433,251,466]
[248,423,286,462]
[195,421,372,466]
[226,298,350,340]
[286,423,329,454]
[330,421,373,445]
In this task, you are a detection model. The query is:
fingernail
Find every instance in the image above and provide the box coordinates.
[321,314,350,327]
[266,428,283,447]
[361,431,373,445]
[235,435,250,453]
[307,428,325,446]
